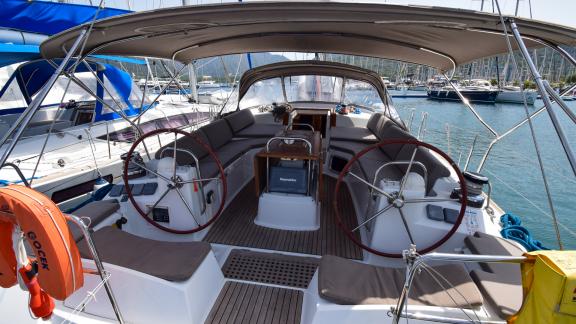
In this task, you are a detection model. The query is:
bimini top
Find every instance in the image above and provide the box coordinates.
[40,2,576,71]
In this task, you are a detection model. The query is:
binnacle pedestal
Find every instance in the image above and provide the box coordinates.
[253,130,322,231]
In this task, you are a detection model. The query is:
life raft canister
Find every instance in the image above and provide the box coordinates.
[0,185,84,300]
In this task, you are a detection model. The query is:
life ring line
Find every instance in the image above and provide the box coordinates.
[0,185,84,301]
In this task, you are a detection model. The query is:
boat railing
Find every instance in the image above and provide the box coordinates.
[391,247,527,324]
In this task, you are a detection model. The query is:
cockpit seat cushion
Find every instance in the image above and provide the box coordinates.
[234,123,284,138]
[464,232,524,275]
[224,108,284,138]
[470,269,522,319]
[201,119,234,149]
[464,233,524,319]
[330,126,378,143]
[155,130,210,164]
[331,112,383,143]
[224,109,256,133]
[77,226,211,282]
[318,255,483,308]
[68,200,120,242]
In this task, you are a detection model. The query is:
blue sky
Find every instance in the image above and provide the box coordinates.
[100,0,576,28]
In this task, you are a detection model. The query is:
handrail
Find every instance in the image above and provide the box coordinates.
[289,123,315,132]
[371,161,428,196]
[0,163,30,187]
[266,137,313,155]
[67,214,124,323]
[265,136,314,196]
[392,249,527,324]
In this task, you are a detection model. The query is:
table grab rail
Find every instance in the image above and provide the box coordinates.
[289,123,315,132]
[158,147,208,214]
[265,136,314,195]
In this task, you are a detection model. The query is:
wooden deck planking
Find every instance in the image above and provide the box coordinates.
[203,177,363,259]
[204,282,303,324]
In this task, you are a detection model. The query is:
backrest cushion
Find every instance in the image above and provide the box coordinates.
[224,109,255,133]
[378,123,415,159]
[155,131,210,163]
[201,119,233,149]
[366,113,383,134]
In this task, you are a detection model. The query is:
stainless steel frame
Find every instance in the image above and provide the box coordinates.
[392,249,526,324]
[67,215,125,323]
[265,136,313,195]
[371,161,428,196]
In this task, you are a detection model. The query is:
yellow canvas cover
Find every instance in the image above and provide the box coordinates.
[509,251,576,323]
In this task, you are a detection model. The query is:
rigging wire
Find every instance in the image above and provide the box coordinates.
[494,0,564,249]
[29,0,107,186]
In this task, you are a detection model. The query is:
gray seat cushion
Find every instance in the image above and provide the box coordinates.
[331,126,378,143]
[78,227,211,282]
[215,138,265,166]
[464,233,524,319]
[224,109,255,133]
[470,269,522,319]
[68,200,120,241]
[464,232,524,275]
[201,119,234,149]
[155,131,210,164]
[235,123,283,138]
[319,255,483,308]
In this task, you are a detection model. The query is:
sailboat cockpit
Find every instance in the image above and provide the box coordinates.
[1,2,575,324]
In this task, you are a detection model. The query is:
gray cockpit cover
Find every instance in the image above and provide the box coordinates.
[40,2,576,71]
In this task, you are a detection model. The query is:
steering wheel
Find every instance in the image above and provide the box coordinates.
[334,139,467,258]
[123,128,227,234]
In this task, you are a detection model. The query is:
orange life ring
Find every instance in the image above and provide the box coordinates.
[0,185,84,300]
[0,221,16,288]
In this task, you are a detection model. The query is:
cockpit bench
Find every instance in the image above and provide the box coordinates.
[318,255,483,308]
[464,232,524,319]
[77,226,211,281]
[68,199,120,242]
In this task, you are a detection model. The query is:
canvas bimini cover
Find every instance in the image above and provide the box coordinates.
[0,60,147,122]
[40,2,576,71]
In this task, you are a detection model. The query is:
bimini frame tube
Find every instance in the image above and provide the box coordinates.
[509,19,576,177]
[476,83,576,172]
[0,28,88,167]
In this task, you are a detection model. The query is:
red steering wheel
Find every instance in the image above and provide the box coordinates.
[123,128,227,234]
[334,139,467,258]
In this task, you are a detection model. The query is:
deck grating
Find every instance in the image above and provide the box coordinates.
[203,177,362,259]
[222,249,319,288]
[205,281,303,324]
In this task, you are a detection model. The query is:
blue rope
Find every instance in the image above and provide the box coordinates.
[500,213,549,251]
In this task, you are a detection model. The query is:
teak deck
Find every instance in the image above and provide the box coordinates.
[205,281,303,324]
[203,177,363,260]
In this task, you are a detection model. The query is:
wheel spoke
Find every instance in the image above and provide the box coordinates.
[352,203,394,232]
[172,132,178,179]
[398,146,418,197]
[181,177,221,184]
[405,197,460,204]
[398,208,415,245]
[175,187,200,227]
[348,170,394,200]
[145,187,172,217]
[131,160,172,183]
